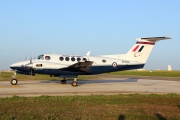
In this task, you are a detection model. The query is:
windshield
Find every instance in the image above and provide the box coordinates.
[37,54,44,60]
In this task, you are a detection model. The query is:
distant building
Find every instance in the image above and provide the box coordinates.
[156,69,161,71]
[167,65,172,71]
[137,69,145,71]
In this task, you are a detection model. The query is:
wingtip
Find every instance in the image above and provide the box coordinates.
[136,36,171,42]
[164,36,172,39]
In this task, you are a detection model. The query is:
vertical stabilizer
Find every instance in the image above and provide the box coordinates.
[125,37,171,63]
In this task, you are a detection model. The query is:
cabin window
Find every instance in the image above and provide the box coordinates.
[83,58,87,61]
[59,57,64,61]
[102,60,106,63]
[45,56,51,60]
[71,57,75,62]
[77,58,81,62]
[65,57,70,61]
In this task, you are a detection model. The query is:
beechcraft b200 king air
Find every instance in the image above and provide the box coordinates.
[10,37,171,87]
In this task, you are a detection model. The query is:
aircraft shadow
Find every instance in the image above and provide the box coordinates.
[38,78,138,85]
[79,79,138,84]
[177,105,180,110]
[118,115,125,120]
[155,113,167,120]
[117,114,168,120]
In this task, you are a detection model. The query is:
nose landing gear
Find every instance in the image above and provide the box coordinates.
[11,71,18,85]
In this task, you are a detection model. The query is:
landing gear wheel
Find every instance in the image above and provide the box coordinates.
[72,81,78,87]
[11,79,18,85]
[61,80,66,84]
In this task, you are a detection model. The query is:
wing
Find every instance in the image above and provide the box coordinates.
[60,61,93,72]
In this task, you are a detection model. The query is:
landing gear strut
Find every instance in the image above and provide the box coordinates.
[61,78,66,84]
[71,78,78,87]
[11,71,18,85]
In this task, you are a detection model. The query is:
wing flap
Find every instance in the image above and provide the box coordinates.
[60,61,93,72]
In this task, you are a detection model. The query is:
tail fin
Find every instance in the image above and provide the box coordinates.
[125,37,171,63]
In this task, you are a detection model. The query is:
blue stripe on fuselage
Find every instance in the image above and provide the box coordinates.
[87,64,145,74]
[11,64,145,76]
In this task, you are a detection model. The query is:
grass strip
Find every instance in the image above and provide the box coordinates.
[0,94,180,120]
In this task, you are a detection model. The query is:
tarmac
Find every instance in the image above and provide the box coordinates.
[0,75,180,97]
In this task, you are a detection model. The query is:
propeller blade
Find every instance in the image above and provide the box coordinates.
[30,68,32,76]
[27,56,35,76]
[30,68,35,76]
[25,57,33,69]
[30,57,32,64]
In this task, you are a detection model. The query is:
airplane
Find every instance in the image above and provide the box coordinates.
[10,36,171,87]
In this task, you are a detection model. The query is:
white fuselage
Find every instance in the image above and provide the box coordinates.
[10,54,144,76]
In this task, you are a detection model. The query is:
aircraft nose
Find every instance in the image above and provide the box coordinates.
[10,63,21,70]
[10,61,30,70]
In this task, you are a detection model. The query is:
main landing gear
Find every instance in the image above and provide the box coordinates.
[61,78,66,84]
[11,71,18,85]
[61,78,78,87]
[72,78,78,87]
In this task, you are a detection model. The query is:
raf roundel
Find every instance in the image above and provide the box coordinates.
[112,62,117,68]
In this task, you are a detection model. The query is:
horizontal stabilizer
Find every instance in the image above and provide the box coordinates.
[136,36,171,43]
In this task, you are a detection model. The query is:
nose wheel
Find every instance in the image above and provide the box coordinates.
[11,78,18,85]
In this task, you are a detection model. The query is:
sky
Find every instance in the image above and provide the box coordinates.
[0,0,180,70]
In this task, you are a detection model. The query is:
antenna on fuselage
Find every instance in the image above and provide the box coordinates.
[86,51,91,56]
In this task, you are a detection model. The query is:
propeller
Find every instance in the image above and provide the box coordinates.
[25,57,35,76]
[30,57,32,64]
[30,57,33,76]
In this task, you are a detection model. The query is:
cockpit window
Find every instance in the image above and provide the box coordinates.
[37,54,44,60]
[45,56,51,60]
